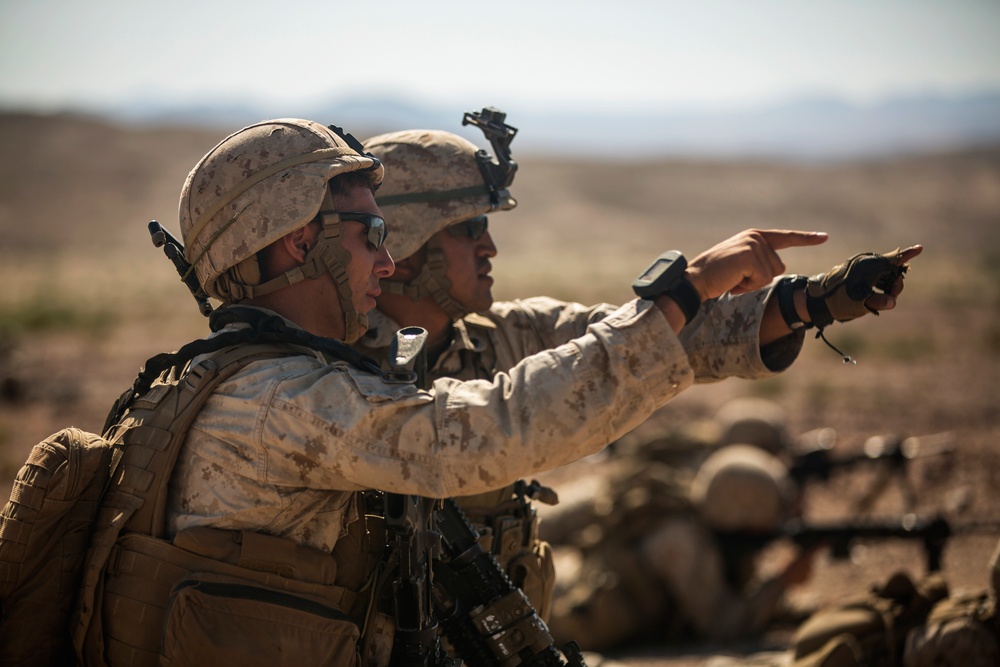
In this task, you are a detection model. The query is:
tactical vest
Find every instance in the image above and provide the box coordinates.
[72,327,392,667]
[356,309,557,621]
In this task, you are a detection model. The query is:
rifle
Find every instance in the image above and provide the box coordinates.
[148,220,214,317]
[387,326,585,666]
[715,514,1000,574]
[790,430,955,513]
[385,327,456,667]
[433,498,586,666]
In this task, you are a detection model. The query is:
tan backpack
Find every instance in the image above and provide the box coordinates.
[0,321,379,667]
[0,428,115,666]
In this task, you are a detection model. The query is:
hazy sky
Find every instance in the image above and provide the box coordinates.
[1,0,998,115]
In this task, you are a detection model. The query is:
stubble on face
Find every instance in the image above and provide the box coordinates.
[439,231,496,314]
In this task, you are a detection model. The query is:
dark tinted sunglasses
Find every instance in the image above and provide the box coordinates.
[446,215,489,240]
[338,212,388,249]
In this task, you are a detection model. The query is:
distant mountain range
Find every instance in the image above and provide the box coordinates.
[10,90,1000,160]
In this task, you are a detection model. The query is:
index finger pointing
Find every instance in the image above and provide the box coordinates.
[895,245,923,263]
[757,230,830,250]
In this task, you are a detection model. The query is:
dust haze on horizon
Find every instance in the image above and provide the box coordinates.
[1,0,999,118]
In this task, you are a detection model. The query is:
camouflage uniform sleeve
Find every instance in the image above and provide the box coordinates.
[679,279,806,381]
[488,296,620,356]
[257,299,694,498]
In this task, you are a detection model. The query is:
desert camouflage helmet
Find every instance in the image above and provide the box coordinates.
[179,118,383,302]
[714,397,792,456]
[363,129,516,261]
[690,444,793,533]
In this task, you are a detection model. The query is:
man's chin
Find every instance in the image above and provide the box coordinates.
[470,294,494,314]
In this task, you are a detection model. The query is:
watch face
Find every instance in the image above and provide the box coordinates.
[632,250,686,299]
[637,257,674,283]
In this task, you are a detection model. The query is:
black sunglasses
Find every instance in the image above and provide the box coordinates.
[446,215,489,240]
[338,212,388,249]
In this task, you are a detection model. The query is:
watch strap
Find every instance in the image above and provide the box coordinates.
[776,275,811,330]
[665,278,701,325]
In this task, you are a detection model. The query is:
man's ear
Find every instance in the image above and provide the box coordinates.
[281,225,317,264]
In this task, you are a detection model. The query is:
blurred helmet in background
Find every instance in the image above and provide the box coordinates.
[714,397,792,456]
[691,444,793,533]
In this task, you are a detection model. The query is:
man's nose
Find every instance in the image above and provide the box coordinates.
[478,231,498,257]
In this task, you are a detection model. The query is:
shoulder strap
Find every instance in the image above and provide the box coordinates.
[102,306,390,434]
[106,341,305,539]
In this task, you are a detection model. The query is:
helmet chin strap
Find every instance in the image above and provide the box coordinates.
[220,187,367,343]
[381,235,468,319]
[313,188,368,344]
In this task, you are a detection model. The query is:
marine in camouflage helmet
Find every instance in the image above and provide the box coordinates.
[179,118,384,342]
[545,442,814,651]
[363,129,516,319]
[714,397,792,456]
[690,444,794,533]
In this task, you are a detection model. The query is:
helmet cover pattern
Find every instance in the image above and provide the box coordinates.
[179,118,383,300]
[363,129,515,261]
[691,444,792,532]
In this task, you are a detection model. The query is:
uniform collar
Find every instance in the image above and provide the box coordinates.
[357,308,401,349]
[451,314,493,354]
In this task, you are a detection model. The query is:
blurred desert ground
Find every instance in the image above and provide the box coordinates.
[1,112,999,664]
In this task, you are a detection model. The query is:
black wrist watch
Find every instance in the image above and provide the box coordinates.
[632,250,702,324]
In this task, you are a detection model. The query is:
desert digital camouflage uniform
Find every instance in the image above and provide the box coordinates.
[170,287,801,663]
[166,297,701,665]
[356,297,618,620]
[360,287,803,389]
[169,299,703,545]
[355,287,802,627]
[354,127,807,630]
[79,118,908,667]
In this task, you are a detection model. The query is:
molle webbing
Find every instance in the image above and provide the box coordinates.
[0,428,114,667]
[105,342,302,538]
[74,337,378,666]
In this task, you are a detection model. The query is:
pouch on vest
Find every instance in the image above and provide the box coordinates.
[792,570,949,667]
[162,571,359,666]
[86,513,363,667]
[71,342,368,667]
